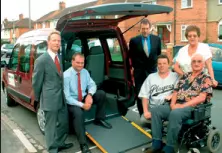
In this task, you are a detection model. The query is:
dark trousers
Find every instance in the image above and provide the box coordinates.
[151,104,192,146]
[68,90,106,144]
[134,70,150,116]
[44,106,69,153]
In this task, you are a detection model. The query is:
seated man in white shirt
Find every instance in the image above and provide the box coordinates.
[138,54,178,125]
[63,53,112,153]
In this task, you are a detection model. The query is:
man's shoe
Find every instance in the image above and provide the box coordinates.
[80,144,92,153]
[94,119,112,129]
[58,143,73,151]
[145,148,162,153]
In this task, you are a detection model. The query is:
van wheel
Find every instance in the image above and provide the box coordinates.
[37,105,45,135]
[207,129,221,152]
[5,90,16,107]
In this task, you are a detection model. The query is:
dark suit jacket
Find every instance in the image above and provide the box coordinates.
[32,52,65,111]
[129,34,161,92]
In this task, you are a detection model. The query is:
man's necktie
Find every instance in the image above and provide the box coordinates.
[77,72,82,101]
[54,55,61,73]
[143,38,149,57]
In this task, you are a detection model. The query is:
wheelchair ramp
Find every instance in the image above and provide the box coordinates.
[85,116,152,153]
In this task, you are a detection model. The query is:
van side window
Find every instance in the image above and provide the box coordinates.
[36,41,47,58]
[107,38,123,62]
[19,44,31,73]
[8,44,20,71]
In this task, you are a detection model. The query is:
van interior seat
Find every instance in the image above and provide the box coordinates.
[86,46,105,87]
[64,49,76,70]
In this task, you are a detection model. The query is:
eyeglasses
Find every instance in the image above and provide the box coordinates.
[188,35,198,38]
[191,60,202,64]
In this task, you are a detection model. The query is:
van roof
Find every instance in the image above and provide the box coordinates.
[15,28,54,44]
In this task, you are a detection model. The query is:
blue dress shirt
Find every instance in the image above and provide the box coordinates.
[142,35,151,55]
[64,67,96,108]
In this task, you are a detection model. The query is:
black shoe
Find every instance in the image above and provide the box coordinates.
[58,143,73,152]
[94,119,112,129]
[145,148,162,153]
[80,144,91,153]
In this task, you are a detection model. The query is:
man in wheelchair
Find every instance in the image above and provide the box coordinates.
[146,54,213,153]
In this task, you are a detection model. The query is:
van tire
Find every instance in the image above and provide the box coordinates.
[6,89,16,107]
[36,104,45,135]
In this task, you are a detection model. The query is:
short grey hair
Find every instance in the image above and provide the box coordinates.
[47,30,61,41]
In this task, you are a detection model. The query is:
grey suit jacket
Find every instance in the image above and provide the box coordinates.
[32,52,65,111]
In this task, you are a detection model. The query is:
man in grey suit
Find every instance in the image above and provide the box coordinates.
[32,30,73,153]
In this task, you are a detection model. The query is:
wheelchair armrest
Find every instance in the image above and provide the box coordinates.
[191,102,212,122]
[194,102,212,110]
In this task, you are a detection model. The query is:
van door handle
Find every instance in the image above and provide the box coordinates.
[18,75,22,83]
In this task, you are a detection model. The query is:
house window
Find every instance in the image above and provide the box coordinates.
[181,25,188,42]
[96,16,102,19]
[181,0,192,9]
[42,22,45,28]
[219,0,222,4]
[219,20,222,41]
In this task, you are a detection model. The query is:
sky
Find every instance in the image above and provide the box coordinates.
[1,0,96,23]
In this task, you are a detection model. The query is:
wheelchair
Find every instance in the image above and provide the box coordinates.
[143,102,221,153]
[176,102,221,153]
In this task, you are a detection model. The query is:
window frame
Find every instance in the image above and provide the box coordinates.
[181,0,193,9]
[181,25,189,42]
[218,20,222,42]
[8,44,20,71]
[18,43,32,73]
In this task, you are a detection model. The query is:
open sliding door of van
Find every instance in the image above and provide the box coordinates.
[57,3,173,152]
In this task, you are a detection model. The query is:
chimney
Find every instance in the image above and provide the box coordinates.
[59,1,66,10]
[19,14,24,20]
[4,18,8,23]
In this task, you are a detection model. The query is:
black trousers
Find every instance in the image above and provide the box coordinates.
[68,90,106,144]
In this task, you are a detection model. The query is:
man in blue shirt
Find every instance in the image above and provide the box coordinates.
[64,53,112,153]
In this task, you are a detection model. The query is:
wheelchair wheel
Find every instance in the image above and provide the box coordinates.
[207,128,221,152]
[187,148,200,153]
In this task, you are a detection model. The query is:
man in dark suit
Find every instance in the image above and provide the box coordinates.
[32,30,73,153]
[129,19,161,116]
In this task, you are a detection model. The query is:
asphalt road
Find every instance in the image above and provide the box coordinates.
[1,79,222,153]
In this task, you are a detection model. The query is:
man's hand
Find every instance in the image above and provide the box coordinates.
[85,94,93,105]
[144,111,152,119]
[171,103,185,110]
[82,103,92,111]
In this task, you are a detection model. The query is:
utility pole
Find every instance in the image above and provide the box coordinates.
[29,0,31,29]
[12,19,15,43]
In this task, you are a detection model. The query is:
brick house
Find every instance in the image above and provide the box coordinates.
[1,14,34,43]
[34,1,97,29]
[34,0,222,46]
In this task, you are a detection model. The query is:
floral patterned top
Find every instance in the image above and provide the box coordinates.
[174,72,213,103]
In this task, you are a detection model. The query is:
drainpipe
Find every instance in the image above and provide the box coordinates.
[174,0,176,45]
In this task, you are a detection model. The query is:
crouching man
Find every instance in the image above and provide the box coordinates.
[64,53,112,153]
[146,54,213,153]
[139,54,178,125]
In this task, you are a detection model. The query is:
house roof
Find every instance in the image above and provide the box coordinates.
[3,18,34,29]
[35,1,97,23]
[101,0,144,4]
[52,1,97,20]
[35,10,61,22]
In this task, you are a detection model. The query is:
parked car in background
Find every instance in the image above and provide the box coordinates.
[172,43,222,87]
[1,44,14,54]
